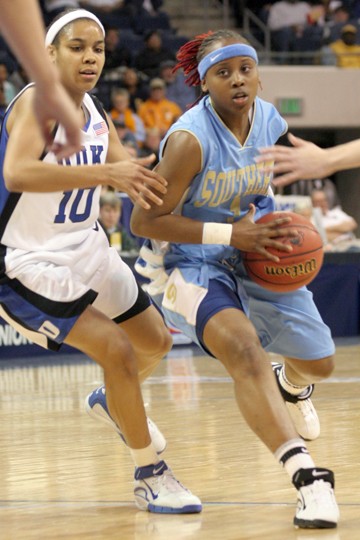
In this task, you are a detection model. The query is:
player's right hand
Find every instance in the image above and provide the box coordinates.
[231,204,298,262]
[110,154,168,210]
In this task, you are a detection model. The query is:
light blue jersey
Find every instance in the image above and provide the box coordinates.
[159,95,286,284]
[136,95,334,359]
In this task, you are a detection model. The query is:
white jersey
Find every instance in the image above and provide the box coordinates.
[0,86,142,350]
[1,89,108,252]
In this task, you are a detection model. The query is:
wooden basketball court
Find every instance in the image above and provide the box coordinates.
[0,338,359,539]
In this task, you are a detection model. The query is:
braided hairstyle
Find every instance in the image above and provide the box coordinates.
[175,29,251,89]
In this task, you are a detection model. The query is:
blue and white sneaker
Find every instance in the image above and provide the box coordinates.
[134,460,202,514]
[85,385,167,454]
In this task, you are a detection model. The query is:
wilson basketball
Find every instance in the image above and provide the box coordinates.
[243,211,324,292]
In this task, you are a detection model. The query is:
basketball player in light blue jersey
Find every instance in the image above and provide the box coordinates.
[131,30,340,528]
[0,9,202,514]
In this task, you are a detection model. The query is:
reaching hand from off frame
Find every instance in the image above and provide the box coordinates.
[33,80,83,160]
[256,133,330,186]
[231,204,298,262]
[110,154,167,210]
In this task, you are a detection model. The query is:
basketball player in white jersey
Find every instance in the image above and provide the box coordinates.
[0,9,201,514]
[1,0,82,158]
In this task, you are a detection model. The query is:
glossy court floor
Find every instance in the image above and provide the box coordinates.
[0,337,359,540]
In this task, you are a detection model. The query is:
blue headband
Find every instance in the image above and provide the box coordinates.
[198,44,258,80]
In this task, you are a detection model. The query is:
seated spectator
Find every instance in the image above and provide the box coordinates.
[280,176,340,208]
[134,30,176,79]
[44,0,80,24]
[0,63,17,105]
[110,87,146,145]
[99,192,139,255]
[124,0,172,33]
[79,1,130,27]
[311,188,360,250]
[268,0,314,63]
[113,118,139,149]
[102,27,132,75]
[0,83,7,126]
[120,67,150,112]
[159,60,198,112]
[137,77,182,137]
[138,127,162,166]
[8,64,30,95]
[322,23,360,66]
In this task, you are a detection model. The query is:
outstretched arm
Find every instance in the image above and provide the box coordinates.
[257,133,360,187]
[0,0,82,159]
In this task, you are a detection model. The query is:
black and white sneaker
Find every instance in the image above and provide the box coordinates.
[272,362,320,440]
[293,468,339,529]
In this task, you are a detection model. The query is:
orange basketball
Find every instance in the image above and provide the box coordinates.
[243,211,324,292]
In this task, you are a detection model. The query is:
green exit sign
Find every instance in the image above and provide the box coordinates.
[276,98,303,116]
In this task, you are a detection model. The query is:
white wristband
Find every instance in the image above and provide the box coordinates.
[202,222,233,245]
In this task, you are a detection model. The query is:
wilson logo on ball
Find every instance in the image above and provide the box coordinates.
[264,258,318,279]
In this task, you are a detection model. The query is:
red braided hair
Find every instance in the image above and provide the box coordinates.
[174,31,214,88]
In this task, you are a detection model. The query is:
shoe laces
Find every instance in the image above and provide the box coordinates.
[304,479,336,505]
[154,469,190,495]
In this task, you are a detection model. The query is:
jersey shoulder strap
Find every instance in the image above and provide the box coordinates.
[89,94,109,127]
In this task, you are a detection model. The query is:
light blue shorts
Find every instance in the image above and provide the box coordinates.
[161,267,334,361]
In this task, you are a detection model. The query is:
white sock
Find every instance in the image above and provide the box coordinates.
[130,443,159,468]
[279,365,309,396]
[275,438,315,479]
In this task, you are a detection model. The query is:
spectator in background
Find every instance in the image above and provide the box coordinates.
[322,23,360,66]
[159,60,198,112]
[0,83,7,125]
[110,87,146,145]
[8,64,31,95]
[124,0,172,32]
[0,63,17,105]
[113,118,139,149]
[99,192,139,255]
[43,0,80,24]
[138,127,161,166]
[134,30,176,79]
[121,67,150,112]
[103,27,132,74]
[321,4,352,46]
[279,175,340,208]
[268,0,312,62]
[311,188,360,250]
[138,77,182,137]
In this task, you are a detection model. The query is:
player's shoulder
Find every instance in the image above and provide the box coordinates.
[6,84,37,131]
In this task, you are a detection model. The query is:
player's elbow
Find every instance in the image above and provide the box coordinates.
[130,211,145,237]
[3,163,24,192]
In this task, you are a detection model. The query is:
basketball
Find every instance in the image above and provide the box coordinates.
[243,211,324,292]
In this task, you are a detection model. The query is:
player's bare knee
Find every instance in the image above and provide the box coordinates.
[310,355,335,380]
[220,337,264,380]
[287,355,335,381]
[144,326,173,363]
[101,332,138,377]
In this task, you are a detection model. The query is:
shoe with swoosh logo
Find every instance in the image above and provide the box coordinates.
[292,468,339,529]
[134,460,202,514]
